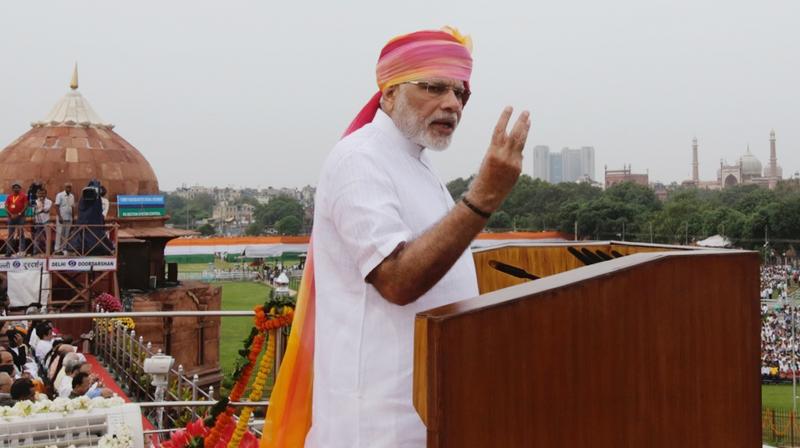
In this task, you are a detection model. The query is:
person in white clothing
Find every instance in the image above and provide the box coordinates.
[57,353,86,398]
[54,182,75,254]
[307,27,530,448]
[33,323,55,362]
[100,186,109,219]
[32,188,53,255]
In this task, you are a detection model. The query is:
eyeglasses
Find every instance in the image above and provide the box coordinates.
[404,81,471,105]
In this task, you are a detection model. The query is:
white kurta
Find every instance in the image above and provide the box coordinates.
[307,109,479,447]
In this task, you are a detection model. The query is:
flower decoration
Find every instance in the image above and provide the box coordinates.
[165,289,296,448]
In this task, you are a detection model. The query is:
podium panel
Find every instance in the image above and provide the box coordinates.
[414,250,760,447]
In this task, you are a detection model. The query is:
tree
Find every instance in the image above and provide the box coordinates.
[245,222,264,236]
[197,223,216,236]
[255,196,304,227]
[487,211,512,230]
[446,176,473,200]
[164,192,215,228]
[276,215,302,235]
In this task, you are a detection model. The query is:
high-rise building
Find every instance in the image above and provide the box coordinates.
[533,145,550,181]
[692,137,699,183]
[579,146,596,181]
[561,148,582,182]
[533,145,596,184]
[549,152,563,183]
[560,147,596,182]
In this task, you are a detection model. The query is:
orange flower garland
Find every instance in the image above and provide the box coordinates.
[203,300,294,448]
[227,329,277,448]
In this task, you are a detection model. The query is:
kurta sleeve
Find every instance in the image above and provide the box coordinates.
[327,151,412,280]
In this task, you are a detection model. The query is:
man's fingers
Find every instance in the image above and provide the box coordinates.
[492,106,513,144]
[509,112,531,150]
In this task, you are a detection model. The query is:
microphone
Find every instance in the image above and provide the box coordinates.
[488,260,539,280]
[567,246,597,265]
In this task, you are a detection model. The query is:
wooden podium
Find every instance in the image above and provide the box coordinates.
[414,247,761,447]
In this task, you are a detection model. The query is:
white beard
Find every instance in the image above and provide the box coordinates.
[392,93,457,151]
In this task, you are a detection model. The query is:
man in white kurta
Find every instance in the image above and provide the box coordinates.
[307,27,530,448]
[310,108,480,446]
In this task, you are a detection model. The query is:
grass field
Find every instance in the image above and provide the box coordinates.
[214,281,271,393]
[764,384,798,410]
[181,260,242,273]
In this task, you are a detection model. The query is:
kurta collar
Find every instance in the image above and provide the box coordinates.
[372,108,424,160]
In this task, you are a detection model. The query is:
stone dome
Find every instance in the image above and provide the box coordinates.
[738,147,762,178]
[0,72,158,201]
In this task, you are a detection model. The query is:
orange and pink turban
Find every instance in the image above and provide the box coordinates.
[343,26,474,137]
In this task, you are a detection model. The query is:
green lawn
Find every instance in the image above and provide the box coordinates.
[764,384,800,410]
[214,281,271,393]
[180,260,242,273]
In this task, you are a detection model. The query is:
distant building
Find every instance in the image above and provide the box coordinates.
[683,131,782,190]
[174,185,241,202]
[254,185,316,207]
[533,145,596,183]
[604,165,649,188]
[548,152,563,183]
[532,145,550,181]
[651,182,669,201]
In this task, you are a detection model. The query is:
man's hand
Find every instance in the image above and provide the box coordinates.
[366,105,531,306]
[465,107,531,212]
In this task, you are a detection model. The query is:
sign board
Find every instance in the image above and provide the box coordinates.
[48,257,117,271]
[117,195,165,218]
[0,258,46,272]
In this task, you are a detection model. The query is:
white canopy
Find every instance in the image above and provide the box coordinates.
[242,243,309,258]
[696,234,733,248]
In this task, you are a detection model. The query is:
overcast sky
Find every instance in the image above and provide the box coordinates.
[0,1,797,190]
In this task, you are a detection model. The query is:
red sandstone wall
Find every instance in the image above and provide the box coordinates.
[131,281,222,390]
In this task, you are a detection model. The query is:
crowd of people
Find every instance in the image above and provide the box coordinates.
[760,263,800,381]
[3,179,110,257]
[0,319,112,406]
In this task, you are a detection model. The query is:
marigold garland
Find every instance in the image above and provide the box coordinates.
[227,329,277,448]
[202,292,295,448]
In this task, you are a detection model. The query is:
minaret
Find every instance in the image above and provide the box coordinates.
[769,129,777,178]
[692,137,699,183]
[70,62,78,90]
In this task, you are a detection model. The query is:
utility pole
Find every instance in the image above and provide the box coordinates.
[622,221,626,242]
[574,220,578,241]
[649,222,653,243]
[684,222,689,245]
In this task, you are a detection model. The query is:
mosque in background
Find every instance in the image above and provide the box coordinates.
[684,130,784,190]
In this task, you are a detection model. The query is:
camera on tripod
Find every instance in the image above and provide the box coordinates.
[82,179,102,202]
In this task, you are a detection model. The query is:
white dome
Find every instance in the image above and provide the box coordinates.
[739,148,762,177]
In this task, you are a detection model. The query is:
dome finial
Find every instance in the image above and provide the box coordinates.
[70,62,78,90]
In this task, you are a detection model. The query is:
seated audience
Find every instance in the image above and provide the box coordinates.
[57,353,86,398]
[0,372,12,406]
[70,369,112,399]
[10,377,36,402]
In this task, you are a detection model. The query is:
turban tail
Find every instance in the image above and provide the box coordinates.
[262,27,472,447]
[261,247,316,447]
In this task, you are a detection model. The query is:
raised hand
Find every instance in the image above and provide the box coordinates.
[467,107,531,213]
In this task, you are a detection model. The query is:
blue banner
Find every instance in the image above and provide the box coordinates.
[118,195,165,206]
